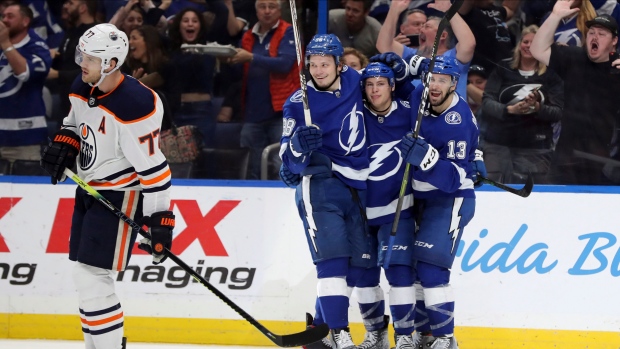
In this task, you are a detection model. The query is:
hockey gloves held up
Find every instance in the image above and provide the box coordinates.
[138,211,175,265]
[41,129,81,185]
[370,52,409,81]
[399,133,439,171]
[290,125,322,155]
[279,163,301,187]
[404,54,429,80]
[472,149,487,188]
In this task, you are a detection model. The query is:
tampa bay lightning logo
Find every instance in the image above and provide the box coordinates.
[0,63,22,98]
[368,140,402,181]
[339,103,366,155]
[79,123,97,170]
[445,111,461,125]
[290,90,304,103]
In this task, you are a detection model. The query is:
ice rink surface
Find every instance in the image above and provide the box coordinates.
[0,339,266,349]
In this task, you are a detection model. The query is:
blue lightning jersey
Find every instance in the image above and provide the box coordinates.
[364,100,414,226]
[281,66,369,190]
[0,32,51,147]
[408,85,478,198]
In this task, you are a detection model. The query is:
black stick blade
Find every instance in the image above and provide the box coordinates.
[272,323,330,347]
[480,174,534,198]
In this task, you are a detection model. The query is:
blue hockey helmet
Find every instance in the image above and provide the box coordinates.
[429,56,460,81]
[361,62,395,87]
[305,34,344,66]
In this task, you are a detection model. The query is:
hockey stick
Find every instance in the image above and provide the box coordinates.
[479,175,534,198]
[63,168,329,347]
[289,0,312,126]
[383,0,464,269]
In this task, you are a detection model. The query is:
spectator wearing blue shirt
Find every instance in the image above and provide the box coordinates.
[0,4,52,163]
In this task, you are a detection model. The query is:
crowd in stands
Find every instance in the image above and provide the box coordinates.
[1,0,620,184]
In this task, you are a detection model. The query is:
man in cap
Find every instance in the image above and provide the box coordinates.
[531,0,620,184]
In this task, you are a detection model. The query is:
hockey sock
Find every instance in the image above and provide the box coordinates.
[414,283,431,333]
[354,266,385,331]
[316,258,350,329]
[73,262,124,349]
[313,297,326,326]
[385,265,415,335]
[423,285,455,337]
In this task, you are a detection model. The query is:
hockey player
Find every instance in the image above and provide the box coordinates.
[40,23,173,349]
[353,62,418,349]
[399,56,481,349]
[280,33,371,349]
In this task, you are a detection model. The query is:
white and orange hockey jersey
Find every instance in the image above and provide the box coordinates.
[63,74,171,216]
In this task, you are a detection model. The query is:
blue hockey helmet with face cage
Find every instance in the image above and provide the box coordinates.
[428,56,460,81]
[305,34,344,67]
[361,62,395,88]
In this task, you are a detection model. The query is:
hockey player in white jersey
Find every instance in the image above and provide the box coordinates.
[40,23,173,349]
[398,56,484,349]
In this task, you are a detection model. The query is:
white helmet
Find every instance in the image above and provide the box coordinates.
[75,24,128,84]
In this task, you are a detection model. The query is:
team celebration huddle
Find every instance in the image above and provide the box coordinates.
[6,0,614,347]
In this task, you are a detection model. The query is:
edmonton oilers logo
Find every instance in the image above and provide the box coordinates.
[79,123,97,170]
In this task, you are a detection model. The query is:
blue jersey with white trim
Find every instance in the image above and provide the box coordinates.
[281,66,369,190]
[0,32,51,146]
[63,74,171,216]
[364,100,414,226]
[408,84,478,198]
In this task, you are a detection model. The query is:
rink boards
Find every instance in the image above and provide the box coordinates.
[0,177,619,349]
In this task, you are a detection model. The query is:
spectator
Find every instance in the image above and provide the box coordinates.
[109,0,171,35]
[0,3,51,164]
[394,8,427,49]
[167,7,217,148]
[542,0,597,47]
[532,2,620,185]
[124,25,180,116]
[466,64,487,115]
[227,0,298,180]
[342,46,368,70]
[458,0,521,73]
[377,0,475,98]
[329,0,381,58]
[47,0,97,121]
[22,0,64,50]
[480,25,564,184]
[222,0,257,43]
[110,0,144,35]
[467,65,488,149]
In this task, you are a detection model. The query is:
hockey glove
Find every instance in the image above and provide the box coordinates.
[40,129,81,185]
[290,125,322,155]
[399,133,439,171]
[279,163,301,187]
[369,52,409,81]
[403,54,429,80]
[138,211,175,265]
[472,149,487,188]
